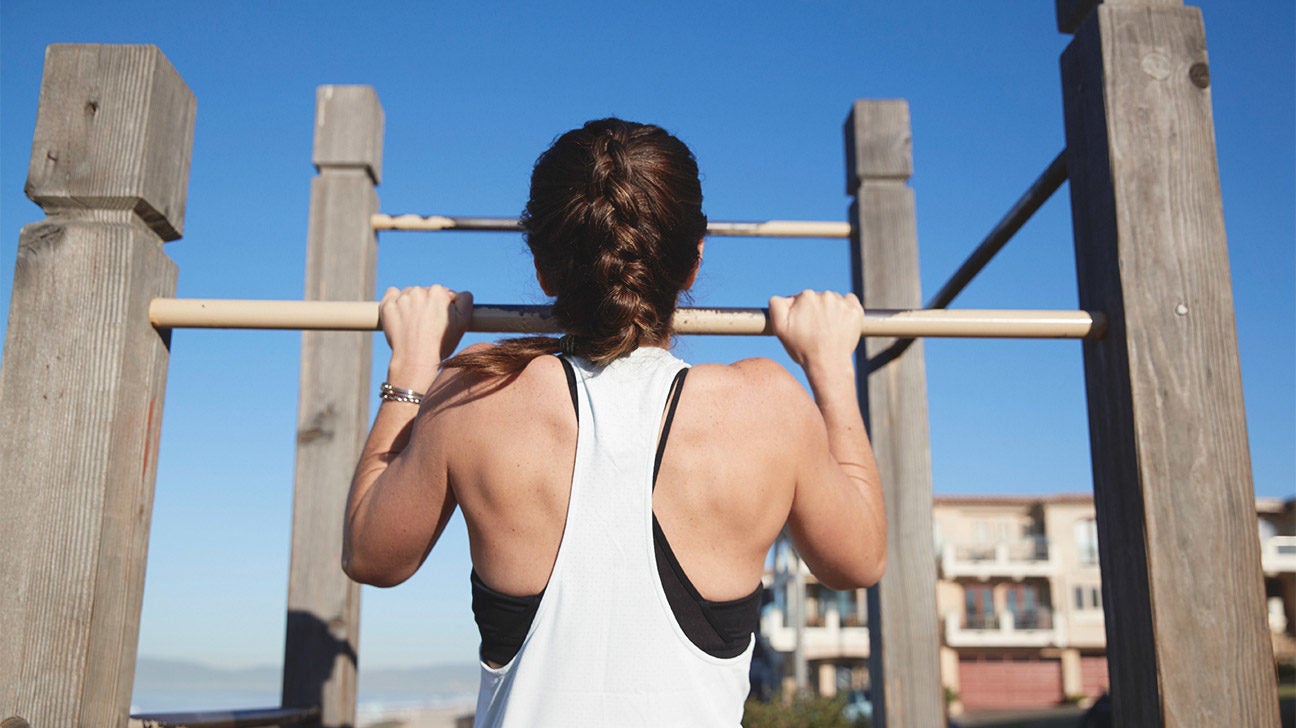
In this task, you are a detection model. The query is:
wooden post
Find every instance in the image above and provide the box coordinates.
[844,100,944,728]
[281,86,382,727]
[1060,2,1280,725]
[0,45,194,727]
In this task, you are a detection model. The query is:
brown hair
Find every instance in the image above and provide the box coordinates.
[443,118,706,376]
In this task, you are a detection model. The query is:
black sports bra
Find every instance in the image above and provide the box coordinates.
[470,357,762,665]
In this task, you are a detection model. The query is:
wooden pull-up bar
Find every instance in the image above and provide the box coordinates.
[148,298,1106,339]
[371,214,853,239]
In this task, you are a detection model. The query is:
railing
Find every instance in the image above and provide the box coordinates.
[1261,536,1296,575]
[945,609,1063,648]
[940,537,1057,579]
[762,602,871,660]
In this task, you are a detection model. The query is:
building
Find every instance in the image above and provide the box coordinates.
[761,494,1296,712]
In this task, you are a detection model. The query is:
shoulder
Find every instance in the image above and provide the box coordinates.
[685,357,819,426]
[689,356,806,396]
[425,344,568,416]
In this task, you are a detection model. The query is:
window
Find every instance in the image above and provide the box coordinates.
[1075,518,1099,566]
[1074,585,1103,611]
[965,584,994,629]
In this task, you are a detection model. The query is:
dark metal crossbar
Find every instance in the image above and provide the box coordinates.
[868,151,1069,372]
[129,706,319,728]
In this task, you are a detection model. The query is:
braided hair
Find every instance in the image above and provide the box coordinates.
[443,119,706,375]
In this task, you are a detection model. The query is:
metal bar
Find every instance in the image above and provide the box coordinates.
[130,706,319,728]
[371,214,852,239]
[926,151,1068,310]
[149,298,1106,339]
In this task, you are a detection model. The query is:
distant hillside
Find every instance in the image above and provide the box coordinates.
[135,656,478,698]
[135,657,279,691]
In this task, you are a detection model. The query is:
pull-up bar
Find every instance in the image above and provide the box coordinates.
[148,298,1106,339]
[372,214,853,239]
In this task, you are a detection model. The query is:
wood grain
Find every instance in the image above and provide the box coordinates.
[0,44,192,728]
[845,100,945,728]
[1061,5,1279,726]
[280,86,382,728]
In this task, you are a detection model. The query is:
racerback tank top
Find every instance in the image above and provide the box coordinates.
[473,347,754,727]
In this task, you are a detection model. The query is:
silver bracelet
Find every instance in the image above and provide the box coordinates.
[380,382,424,405]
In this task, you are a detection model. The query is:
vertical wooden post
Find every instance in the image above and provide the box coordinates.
[0,45,194,727]
[844,100,944,728]
[1060,2,1280,725]
[281,86,382,727]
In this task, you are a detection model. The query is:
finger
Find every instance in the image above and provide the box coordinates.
[454,290,475,316]
[768,295,790,324]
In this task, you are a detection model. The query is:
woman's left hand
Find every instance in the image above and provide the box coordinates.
[379,285,474,392]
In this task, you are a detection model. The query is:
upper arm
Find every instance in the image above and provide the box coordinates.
[749,362,885,590]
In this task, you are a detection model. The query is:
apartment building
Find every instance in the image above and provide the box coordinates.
[761,494,1296,712]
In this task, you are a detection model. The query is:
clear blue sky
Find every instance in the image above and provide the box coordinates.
[2,1,1292,672]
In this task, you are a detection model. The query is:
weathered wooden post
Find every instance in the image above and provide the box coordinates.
[281,85,382,727]
[1058,1,1280,725]
[0,45,194,726]
[844,100,944,728]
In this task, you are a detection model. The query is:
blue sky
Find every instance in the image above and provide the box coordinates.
[1,1,1292,673]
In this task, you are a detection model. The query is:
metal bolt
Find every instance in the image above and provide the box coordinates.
[1190,62,1211,89]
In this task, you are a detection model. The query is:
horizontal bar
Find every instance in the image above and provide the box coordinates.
[372,214,852,239]
[149,298,1106,339]
[130,706,318,728]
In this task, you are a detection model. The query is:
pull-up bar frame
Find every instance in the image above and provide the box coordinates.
[148,297,1106,339]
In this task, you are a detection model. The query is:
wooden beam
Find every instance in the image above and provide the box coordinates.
[280,86,382,728]
[0,44,193,727]
[1061,5,1279,725]
[845,100,945,728]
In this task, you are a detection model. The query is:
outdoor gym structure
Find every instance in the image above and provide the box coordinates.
[0,2,1282,726]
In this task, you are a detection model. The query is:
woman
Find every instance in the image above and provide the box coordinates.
[343,119,885,726]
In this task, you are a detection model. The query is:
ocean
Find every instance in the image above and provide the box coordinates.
[131,657,479,721]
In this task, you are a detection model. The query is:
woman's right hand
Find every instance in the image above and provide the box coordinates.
[379,285,474,393]
[769,290,864,367]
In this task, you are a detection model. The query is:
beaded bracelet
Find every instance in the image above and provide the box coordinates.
[379,382,424,405]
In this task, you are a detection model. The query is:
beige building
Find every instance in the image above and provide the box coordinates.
[761,494,1296,711]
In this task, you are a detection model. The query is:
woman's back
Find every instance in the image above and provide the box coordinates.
[423,346,803,604]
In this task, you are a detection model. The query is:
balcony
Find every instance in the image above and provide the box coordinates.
[1261,536,1296,575]
[762,603,871,660]
[940,537,1058,580]
[944,608,1065,648]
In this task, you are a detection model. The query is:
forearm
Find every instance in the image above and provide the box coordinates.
[792,353,887,586]
[346,354,439,518]
[801,355,879,491]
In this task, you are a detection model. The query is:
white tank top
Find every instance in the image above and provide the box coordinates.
[473,347,754,727]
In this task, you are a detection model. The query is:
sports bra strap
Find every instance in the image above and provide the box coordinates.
[653,369,688,487]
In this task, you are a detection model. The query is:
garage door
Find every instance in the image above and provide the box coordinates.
[958,656,1063,710]
[1080,655,1109,698]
